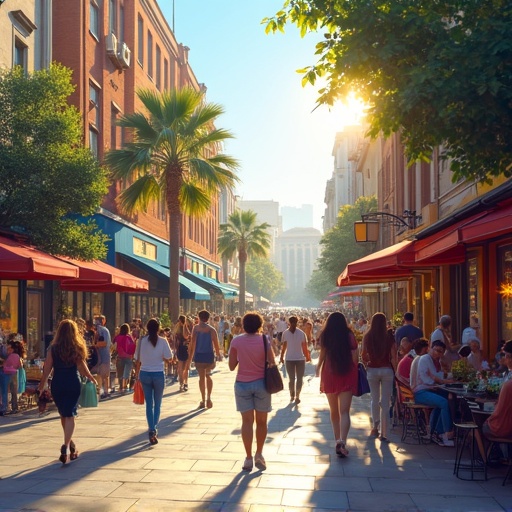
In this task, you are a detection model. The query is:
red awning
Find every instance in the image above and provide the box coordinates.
[0,236,79,280]
[460,202,512,243]
[337,241,416,286]
[59,258,149,292]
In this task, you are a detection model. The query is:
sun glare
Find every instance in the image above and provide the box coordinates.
[333,92,367,128]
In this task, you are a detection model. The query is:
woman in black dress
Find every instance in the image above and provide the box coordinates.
[38,319,97,464]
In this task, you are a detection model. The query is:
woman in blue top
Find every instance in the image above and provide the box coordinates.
[188,310,222,409]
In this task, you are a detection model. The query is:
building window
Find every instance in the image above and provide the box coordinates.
[119,4,125,45]
[164,58,168,90]
[147,31,153,78]
[109,0,117,36]
[89,83,100,128]
[156,45,161,90]
[14,38,27,72]
[111,105,119,150]
[90,0,99,39]
[137,15,143,66]
[89,128,98,158]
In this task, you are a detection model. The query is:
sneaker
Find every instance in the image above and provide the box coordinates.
[433,434,453,447]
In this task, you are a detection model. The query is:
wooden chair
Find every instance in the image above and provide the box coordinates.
[395,379,433,444]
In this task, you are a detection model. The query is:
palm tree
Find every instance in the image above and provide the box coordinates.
[218,210,271,314]
[104,87,239,322]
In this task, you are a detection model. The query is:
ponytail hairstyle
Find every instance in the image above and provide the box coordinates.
[146,318,160,347]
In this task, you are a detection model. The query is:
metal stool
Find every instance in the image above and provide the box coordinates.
[453,421,487,481]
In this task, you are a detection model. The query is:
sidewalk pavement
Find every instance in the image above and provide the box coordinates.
[0,360,510,512]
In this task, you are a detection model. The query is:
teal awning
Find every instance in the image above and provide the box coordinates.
[184,271,237,299]
[121,255,210,300]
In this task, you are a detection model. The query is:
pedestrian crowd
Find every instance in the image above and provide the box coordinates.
[1,307,511,477]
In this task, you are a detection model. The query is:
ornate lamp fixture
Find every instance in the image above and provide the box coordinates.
[354,210,422,243]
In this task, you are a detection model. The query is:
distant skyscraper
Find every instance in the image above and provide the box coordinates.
[281,205,314,231]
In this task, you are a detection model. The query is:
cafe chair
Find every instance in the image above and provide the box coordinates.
[395,379,433,445]
[471,406,511,486]
[453,400,486,481]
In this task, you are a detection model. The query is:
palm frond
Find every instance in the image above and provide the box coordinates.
[179,181,211,215]
[217,209,271,260]
[117,174,161,214]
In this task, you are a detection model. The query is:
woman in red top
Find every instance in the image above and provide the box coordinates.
[362,312,398,441]
[316,312,358,458]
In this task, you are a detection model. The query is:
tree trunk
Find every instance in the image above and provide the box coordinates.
[169,210,181,323]
[239,250,247,315]
[167,169,182,324]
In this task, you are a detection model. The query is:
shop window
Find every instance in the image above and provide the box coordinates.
[27,291,42,358]
[499,245,512,342]
[0,281,18,340]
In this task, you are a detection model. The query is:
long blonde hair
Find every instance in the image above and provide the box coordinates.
[51,319,87,365]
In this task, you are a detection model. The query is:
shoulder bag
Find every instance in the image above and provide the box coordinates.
[263,334,283,394]
[355,362,370,397]
[133,336,145,405]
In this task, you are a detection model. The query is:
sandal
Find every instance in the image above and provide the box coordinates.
[199,401,205,409]
[69,441,79,461]
[59,444,68,464]
[206,399,213,409]
[370,427,379,437]
[242,457,253,471]
[254,453,266,471]
[335,441,349,458]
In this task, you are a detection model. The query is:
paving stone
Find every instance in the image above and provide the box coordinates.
[0,362,507,511]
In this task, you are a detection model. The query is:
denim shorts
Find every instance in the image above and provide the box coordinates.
[234,378,271,413]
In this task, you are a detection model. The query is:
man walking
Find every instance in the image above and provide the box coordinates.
[95,315,112,399]
[395,312,423,344]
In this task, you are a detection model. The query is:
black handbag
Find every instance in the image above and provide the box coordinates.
[263,335,283,394]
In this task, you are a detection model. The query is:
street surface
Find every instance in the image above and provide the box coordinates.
[0,358,510,511]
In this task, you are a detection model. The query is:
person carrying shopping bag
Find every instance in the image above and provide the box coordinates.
[133,318,172,445]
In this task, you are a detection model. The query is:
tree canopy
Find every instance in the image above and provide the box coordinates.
[264,0,512,183]
[306,195,377,301]
[218,210,271,314]
[0,65,109,259]
[246,257,286,301]
[105,87,239,321]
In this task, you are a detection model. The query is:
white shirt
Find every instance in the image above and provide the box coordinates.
[282,328,307,361]
[414,354,443,392]
[461,327,479,346]
[135,335,172,372]
[275,319,287,333]
[409,355,421,391]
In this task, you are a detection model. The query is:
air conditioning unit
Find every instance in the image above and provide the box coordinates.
[118,42,131,69]
[106,33,118,56]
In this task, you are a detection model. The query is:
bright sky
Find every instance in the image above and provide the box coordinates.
[161,1,362,231]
